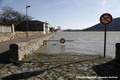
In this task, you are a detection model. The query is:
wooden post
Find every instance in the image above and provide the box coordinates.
[12,24,15,33]
[12,24,15,39]
[115,43,120,60]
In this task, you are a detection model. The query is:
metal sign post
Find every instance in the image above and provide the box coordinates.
[100,13,113,58]
[104,25,107,57]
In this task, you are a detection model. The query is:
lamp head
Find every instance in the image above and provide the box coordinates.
[26,5,31,8]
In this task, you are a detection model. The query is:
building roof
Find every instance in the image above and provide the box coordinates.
[0,23,12,27]
[0,22,12,25]
[16,20,47,31]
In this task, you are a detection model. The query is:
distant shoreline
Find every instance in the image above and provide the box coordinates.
[63,30,120,32]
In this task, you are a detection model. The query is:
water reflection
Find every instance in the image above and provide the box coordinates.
[60,45,65,54]
[43,41,66,54]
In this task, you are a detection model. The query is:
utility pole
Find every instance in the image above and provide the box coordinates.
[26,5,31,37]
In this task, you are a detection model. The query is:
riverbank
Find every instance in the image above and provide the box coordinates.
[0,52,114,80]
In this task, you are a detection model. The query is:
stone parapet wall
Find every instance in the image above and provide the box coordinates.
[0,31,44,42]
[0,32,15,42]
[14,31,44,38]
[10,33,55,61]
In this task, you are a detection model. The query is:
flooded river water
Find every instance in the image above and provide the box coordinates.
[37,31,120,58]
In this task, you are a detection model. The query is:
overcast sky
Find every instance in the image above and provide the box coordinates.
[0,0,120,29]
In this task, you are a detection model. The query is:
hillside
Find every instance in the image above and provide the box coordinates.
[84,17,120,31]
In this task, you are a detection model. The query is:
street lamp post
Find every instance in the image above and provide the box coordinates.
[26,5,31,37]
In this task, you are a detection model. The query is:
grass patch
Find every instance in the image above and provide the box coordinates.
[63,75,69,78]
[37,62,45,67]
[0,64,5,70]
[6,66,11,71]
[26,61,32,63]
[47,69,51,74]
[90,72,97,76]
[39,62,45,66]
[13,61,25,67]
[44,75,48,79]
[58,73,64,76]
[52,76,58,80]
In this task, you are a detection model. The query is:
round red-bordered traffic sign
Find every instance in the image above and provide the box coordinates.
[60,38,65,44]
[100,13,113,25]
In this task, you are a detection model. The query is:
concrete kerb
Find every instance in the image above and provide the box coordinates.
[9,33,55,62]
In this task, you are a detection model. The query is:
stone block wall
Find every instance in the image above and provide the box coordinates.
[0,31,44,42]
[0,32,15,42]
[10,33,54,61]
[14,31,44,38]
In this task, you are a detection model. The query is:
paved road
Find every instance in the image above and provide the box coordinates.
[0,34,45,63]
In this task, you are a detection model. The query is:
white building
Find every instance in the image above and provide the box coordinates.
[43,23,50,34]
[0,23,14,32]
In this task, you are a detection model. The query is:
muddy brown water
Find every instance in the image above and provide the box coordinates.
[36,31,120,58]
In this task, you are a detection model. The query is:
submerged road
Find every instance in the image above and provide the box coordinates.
[41,32,118,58]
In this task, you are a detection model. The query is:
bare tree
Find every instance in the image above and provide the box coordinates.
[50,27,55,32]
[0,6,33,25]
[57,26,61,30]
